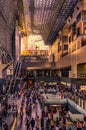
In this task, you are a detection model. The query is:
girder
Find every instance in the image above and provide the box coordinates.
[23,0,80,44]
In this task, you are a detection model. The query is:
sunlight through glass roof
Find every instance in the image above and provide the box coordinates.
[26,0,80,44]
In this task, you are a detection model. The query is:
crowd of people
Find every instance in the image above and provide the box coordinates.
[0,81,86,130]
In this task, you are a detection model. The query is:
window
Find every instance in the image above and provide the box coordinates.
[62,71,69,77]
[77,28,80,36]
[84,22,86,34]
[64,45,68,50]
[72,22,76,40]
[69,36,72,43]
[77,12,81,23]
[27,71,33,77]
[62,36,68,42]
[44,70,50,77]
[72,44,76,52]
[58,42,61,52]
[84,26,86,34]
[72,22,76,29]
[82,10,86,21]
[68,25,72,32]
[81,39,86,47]
[52,70,58,77]
[37,70,42,77]
[72,22,76,34]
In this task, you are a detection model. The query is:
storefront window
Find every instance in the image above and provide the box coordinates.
[44,70,50,77]
[37,70,42,77]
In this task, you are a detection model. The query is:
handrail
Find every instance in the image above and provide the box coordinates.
[68,111,83,121]
[67,99,86,114]
[44,98,86,114]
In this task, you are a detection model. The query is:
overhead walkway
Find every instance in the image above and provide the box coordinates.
[43,96,86,122]
[44,98,86,114]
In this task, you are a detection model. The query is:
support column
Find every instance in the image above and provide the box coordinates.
[34,70,37,78]
[71,63,77,78]
[0,55,2,65]
[42,70,44,77]
[23,36,28,50]
[21,36,28,55]
[50,70,52,77]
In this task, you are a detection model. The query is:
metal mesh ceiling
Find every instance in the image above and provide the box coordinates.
[26,0,80,44]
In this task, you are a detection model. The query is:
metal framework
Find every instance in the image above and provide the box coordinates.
[26,0,80,44]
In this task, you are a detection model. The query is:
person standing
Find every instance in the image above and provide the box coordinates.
[83,114,86,129]
[30,117,35,130]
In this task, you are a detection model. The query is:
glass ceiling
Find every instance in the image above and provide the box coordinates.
[24,0,80,44]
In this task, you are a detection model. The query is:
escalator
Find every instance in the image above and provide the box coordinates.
[0,44,22,94]
[0,44,14,94]
[0,44,13,64]
[13,61,22,77]
[7,60,22,94]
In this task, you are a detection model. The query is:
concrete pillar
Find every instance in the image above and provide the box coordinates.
[34,70,37,78]
[23,36,28,50]
[79,98,80,106]
[81,99,83,108]
[71,63,77,78]
[59,71,61,77]
[0,55,2,65]
[85,101,86,110]
[21,36,28,55]
[50,70,52,77]
[15,29,21,60]
[42,70,44,77]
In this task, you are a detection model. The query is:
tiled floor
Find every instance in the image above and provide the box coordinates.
[14,99,42,130]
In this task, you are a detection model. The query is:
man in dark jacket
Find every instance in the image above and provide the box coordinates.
[30,117,35,130]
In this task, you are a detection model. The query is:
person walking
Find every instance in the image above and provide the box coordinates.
[0,116,3,130]
[41,116,44,130]
[20,111,23,124]
[25,117,30,130]
[30,117,35,130]
[68,125,73,130]
[46,118,50,130]
[83,114,86,130]
[55,124,59,130]
[36,116,40,130]
[3,122,8,130]
[50,119,54,130]
[76,120,82,130]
